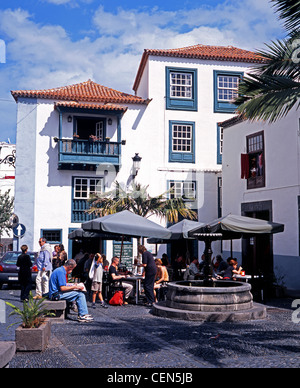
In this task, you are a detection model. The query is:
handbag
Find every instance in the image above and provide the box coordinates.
[109,290,124,306]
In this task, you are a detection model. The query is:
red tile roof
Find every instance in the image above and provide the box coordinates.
[55,101,128,112]
[133,44,266,92]
[11,80,148,105]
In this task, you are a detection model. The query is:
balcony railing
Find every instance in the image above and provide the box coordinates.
[57,138,121,169]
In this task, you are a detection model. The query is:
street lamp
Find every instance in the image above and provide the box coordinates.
[132,153,142,176]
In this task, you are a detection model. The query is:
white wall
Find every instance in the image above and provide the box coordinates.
[14,55,259,260]
[222,108,300,290]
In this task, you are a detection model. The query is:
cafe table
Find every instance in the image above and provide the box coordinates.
[233,274,252,282]
[124,275,144,304]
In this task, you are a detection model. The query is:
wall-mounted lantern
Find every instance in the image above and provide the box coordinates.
[132,153,142,177]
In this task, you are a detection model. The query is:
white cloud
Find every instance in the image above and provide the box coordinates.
[0,0,281,141]
[44,0,71,4]
[41,0,94,5]
[0,1,285,141]
[0,2,284,91]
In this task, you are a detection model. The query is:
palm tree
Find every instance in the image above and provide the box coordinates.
[272,0,300,32]
[88,182,198,224]
[235,0,300,123]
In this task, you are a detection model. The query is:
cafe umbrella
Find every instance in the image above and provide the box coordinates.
[148,219,205,243]
[188,214,285,284]
[68,228,130,241]
[81,210,172,260]
[147,219,205,264]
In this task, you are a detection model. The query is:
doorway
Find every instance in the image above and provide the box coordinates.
[241,201,273,299]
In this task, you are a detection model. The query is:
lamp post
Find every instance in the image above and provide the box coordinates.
[132,153,142,177]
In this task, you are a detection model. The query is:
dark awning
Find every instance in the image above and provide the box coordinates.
[188,214,284,240]
[82,210,171,239]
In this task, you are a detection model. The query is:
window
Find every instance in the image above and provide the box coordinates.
[218,177,222,217]
[166,67,198,111]
[214,71,243,113]
[169,121,195,163]
[169,181,196,202]
[170,72,193,99]
[172,124,192,153]
[41,230,62,244]
[74,178,103,199]
[217,75,239,102]
[217,125,223,164]
[246,131,265,189]
[72,177,103,222]
[95,121,104,141]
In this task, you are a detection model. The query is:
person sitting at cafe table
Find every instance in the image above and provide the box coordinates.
[154,259,169,302]
[222,259,242,280]
[213,255,229,276]
[231,258,243,274]
[109,257,133,305]
[188,257,202,280]
[172,254,186,280]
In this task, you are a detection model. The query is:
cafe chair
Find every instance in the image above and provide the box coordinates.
[107,279,126,303]
[157,281,169,302]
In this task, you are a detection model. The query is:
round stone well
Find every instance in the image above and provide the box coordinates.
[152,280,267,323]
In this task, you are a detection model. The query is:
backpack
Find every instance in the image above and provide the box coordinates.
[109,290,124,306]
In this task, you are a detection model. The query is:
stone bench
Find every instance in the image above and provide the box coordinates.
[41,300,67,323]
[0,342,16,368]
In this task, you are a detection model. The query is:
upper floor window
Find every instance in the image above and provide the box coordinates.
[241,131,265,190]
[217,75,239,102]
[169,121,195,163]
[170,72,193,99]
[172,123,193,153]
[166,67,198,111]
[217,125,224,164]
[214,70,243,113]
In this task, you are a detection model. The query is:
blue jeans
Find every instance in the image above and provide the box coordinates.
[58,291,89,316]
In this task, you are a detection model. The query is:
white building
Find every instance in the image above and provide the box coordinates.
[220,108,300,292]
[11,44,264,263]
[0,142,15,252]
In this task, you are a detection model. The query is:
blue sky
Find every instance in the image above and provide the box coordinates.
[0,0,285,143]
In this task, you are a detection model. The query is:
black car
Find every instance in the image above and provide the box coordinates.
[0,251,38,289]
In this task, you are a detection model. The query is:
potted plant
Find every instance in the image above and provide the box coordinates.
[89,134,98,142]
[6,292,54,352]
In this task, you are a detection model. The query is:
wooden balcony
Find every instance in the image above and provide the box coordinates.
[57,138,121,170]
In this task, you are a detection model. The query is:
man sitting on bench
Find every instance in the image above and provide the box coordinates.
[49,259,94,322]
[109,257,133,305]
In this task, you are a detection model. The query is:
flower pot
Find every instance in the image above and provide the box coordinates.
[15,319,51,352]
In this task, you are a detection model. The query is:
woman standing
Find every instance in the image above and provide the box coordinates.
[17,245,32,302]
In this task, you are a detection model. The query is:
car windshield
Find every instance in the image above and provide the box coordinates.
[2,252,36,265]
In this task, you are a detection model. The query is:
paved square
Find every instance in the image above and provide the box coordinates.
[1,288,300,369]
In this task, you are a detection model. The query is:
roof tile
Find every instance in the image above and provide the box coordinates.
[133,44,266,91]
[12,80,148,105]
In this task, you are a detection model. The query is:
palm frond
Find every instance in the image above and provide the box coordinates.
[271,0,300,32]
[88,181,198,223]
[236,73,300,122]
[253,37,300,79]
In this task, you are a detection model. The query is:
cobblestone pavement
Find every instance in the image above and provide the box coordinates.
[1,288,300,369]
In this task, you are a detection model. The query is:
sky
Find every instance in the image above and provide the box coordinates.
[0,0,286,143]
